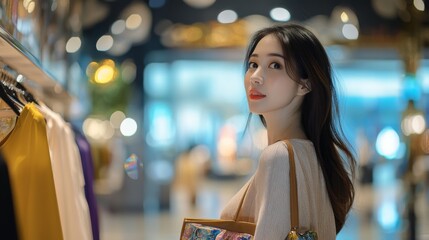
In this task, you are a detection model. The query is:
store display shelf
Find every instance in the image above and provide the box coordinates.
[0,26,71,101]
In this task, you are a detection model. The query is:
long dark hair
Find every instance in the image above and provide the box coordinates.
[244,23,356,233]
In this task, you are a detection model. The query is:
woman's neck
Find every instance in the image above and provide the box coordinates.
[264,110,307,145]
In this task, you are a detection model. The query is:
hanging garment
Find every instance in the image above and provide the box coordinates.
[0,153,18,240]
[73,126,100,240]
[38,104,93,240]
[0,103,63,240]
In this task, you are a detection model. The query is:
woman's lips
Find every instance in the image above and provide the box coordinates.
[249,89,266,100]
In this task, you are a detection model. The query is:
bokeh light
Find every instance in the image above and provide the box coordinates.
[126,14,142,30]
[111,19,126,35]
[120,118,138,136]
[376,127,400,159]
[82,118,115,141]
[414,0,425,11]
[402,113,426,136]
[94,65,115,84]
[342,23,359,40]
[270,7,291,22]
[376,201,400,231]
[340,12,349,22]
[96,35,114,51]
[66,37,82,53]
[217,10,238,24]
[110,111,126,129]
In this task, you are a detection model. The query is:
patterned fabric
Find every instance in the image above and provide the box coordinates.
[286,230,318,240]
[215,230,253,240]
[181,223,253,240]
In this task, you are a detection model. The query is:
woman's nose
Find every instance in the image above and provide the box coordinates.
[250,71,264,85]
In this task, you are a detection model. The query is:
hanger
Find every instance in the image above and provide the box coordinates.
[0,69,39,105]
[16,81,39,105]
[0,70,26,105]
[0,69,21,116]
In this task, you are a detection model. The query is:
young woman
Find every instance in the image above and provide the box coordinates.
[220,23,356,239]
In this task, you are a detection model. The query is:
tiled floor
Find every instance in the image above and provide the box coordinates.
[98,176,429,240]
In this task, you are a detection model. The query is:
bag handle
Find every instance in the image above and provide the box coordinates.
[233,178,252,221]
[284,140,299,230]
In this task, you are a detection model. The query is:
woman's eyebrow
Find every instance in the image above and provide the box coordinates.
[250,53,285,58]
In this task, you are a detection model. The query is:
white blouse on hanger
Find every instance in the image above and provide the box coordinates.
[39,104,93,240]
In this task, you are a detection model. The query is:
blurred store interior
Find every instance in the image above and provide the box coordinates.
[0,0,429,239]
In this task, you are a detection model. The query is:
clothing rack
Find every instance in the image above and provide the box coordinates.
[0,26,72,105]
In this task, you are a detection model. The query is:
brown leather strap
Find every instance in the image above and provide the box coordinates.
[284,140,299,230]
[234,179,252,221]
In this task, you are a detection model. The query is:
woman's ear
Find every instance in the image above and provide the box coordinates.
[297,79,311,96]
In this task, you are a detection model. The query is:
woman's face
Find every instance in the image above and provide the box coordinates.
[244,34,304,115]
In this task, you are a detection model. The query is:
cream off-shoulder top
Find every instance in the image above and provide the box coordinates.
[220,139,336,239]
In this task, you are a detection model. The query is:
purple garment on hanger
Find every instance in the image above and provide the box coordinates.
[73,127,100,240]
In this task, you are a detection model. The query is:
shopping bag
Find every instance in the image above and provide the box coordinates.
[180,220,254,240]
[180,181,255,239]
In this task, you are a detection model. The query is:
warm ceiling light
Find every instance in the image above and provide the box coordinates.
[331,6,359,26]
[126,14,142,30]
[94,65,115,84]
[340,12,349,22]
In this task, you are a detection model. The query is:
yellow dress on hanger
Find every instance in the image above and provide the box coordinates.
[0,103,63,240]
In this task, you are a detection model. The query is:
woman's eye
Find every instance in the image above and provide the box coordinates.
[248,62,257,69]
[269,62,281,69]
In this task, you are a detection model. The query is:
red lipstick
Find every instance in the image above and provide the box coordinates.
[249,89,266,100]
